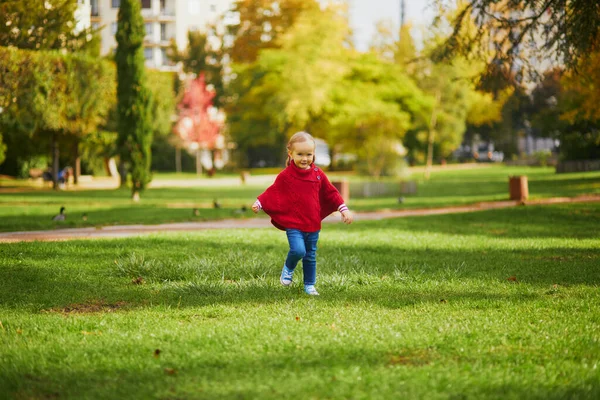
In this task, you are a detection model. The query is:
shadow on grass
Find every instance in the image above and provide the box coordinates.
[1,344,599,400]
[340,202,600,239]
[1,202,598,311]
[0,240,597,312]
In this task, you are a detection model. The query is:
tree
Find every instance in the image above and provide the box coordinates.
[551,51,600,161]
[226,3,350,167]
[225,61,284,167]
[324,53,429,177]
[0,0,98,54]
[227,0,320,64]
[435,0,600,73]
[0,47,114,183]
[169,30,225,107]
[0,132,6,166]
[63,57,116,184]
[115,0,154,201]
[174,74,223,174]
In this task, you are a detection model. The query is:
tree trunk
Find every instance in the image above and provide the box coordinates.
[73,140,80,185]
[195,148,202,175]
[175,147,182,173]
[52,133,60,190]
[424,91,441,181]
[425,131,435,180]
[118,159,128,188]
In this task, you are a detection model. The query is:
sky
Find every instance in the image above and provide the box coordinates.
[347,0,436,51]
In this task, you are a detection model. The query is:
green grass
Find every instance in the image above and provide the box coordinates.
[1,202,599,399]
[0,165,599,232]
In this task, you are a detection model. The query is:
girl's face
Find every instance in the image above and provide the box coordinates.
[288,140,315,169]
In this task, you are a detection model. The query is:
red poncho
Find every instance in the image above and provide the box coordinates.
[257,162,345,232]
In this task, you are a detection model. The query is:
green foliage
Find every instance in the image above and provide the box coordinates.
[435,0,600,72]
[115,0,154,197]
[0,132,6,166]
[558,130,600,161]
[79,130,118,175]
[0,0,98,54]
[0,47,115,175]
[146,70,179,138]
[325,53,428,176]
[226,4,353,167]
[226,62,287,167]
[401,11,502,164]
[226,4,430,173]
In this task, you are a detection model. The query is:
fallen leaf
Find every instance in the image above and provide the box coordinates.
[507,276,518,282]
[295,316,300,321]
[164,368,177,375]
[440,299,447,303]
[154,349,161,358]
[132,276,144,285]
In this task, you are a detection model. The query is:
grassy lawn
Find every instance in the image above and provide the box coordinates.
[0,165,599,232]
[1,202,599,399]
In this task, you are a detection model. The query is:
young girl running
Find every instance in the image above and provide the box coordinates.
[252,132,353,295]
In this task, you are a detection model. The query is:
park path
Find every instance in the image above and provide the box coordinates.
[1,194,598,243]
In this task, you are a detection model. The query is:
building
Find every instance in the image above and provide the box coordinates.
[88,0,235,70]
[74,0,92,33]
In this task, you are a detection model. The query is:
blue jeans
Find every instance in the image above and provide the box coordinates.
[285,229,320,285]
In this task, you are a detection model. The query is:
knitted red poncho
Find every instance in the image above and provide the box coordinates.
[257,162,345,232]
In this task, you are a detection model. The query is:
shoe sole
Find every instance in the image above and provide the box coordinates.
[280,277,292,286]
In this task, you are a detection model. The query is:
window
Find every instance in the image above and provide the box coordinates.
[210,4,216,12]
[111,22,118,35]
[145,22,153,36]
[160,23,167,41]
[144,47,153,60]
[141,0,151,9]
[91,0,99,16]
[111,0,120,8]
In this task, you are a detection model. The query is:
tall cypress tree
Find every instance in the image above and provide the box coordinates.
[115,0,153,201]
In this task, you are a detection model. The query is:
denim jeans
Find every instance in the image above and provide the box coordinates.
[285,229,320,285]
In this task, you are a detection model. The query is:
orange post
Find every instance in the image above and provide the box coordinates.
[509,176,529,201]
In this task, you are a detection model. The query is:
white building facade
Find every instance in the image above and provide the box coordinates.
[88,0,235,70]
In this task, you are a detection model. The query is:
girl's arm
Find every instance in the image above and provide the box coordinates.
[319,172,352,224]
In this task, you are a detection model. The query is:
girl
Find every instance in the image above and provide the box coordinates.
[252,132,353,295]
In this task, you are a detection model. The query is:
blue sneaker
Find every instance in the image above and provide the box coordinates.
[304,285,319,296]
[280,264,294,286]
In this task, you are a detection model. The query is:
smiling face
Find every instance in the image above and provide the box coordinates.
[288,140,315,169]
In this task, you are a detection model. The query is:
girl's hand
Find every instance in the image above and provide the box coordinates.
[341,210,353,224]
[252,201,260,213]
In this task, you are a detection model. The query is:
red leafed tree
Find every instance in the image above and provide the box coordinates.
[174,73,222,150]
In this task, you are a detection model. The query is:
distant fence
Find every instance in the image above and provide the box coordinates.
[556,160,600,173]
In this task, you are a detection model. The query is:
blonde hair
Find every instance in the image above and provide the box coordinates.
[286,131,316,166]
